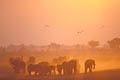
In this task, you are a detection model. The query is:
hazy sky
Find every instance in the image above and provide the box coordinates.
[0,0,120,46]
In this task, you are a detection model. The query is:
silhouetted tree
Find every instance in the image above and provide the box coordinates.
[88,40,99,48]
[75,44,80,49]
[48,43,61,50]
[0,47,6,53]
[108,38,120,49]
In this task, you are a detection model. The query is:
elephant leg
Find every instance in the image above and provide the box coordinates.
[49,71,51,75]
[74,69,77,75]
[35,72,38,76]
[64,70,67,76]
[70,69,73,75]
[89,68,92,72]
[28,71,31,76]
[23,68,26,74]
[59,71,62,75]
[15,68,19,74]
[14,69,17,73]
[85,67,87,74]
[89,66,92,72]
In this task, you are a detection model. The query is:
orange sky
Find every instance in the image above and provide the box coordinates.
[0,0,120,46]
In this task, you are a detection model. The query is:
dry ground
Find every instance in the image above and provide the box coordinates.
[0,69,120,80]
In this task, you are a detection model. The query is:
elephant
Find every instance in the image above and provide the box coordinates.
[27,64,40,76]
[62,61,72,75]
[38,62,50,76]
[45,65,56,75]
[9,57,26,74]
[27,62,55,76]
[84,59,95,73]
[57,64,63,75]
[27,62,49,76]
[69,60,79,75]
[62,60,79,76]
[49,65,56,75]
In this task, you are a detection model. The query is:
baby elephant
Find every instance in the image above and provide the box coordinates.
[85,59,95,73]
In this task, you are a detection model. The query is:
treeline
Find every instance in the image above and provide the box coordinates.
[0,37,120,54]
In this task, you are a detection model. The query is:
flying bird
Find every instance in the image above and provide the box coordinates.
[44,25,50,28]
[77,30,84,34]
[100,25,105,28]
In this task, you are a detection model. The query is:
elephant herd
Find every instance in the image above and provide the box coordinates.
[9,57,96,76]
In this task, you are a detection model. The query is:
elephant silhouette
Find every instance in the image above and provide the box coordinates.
[62,61,72,75]
[57,64,63,75]
[38,62,50,76]
[27,64,39,76]
[9,57,26,74]
[27,62,48,76]
[48,65,56,75]
[62,60,79,76]
[27,62,55,76]
[85,59,95,73]
[69,60,78,75]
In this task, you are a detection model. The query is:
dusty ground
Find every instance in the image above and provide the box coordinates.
[0,69,120,80]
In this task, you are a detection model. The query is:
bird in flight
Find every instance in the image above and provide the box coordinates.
[77,30,84,34]
[100,25,105,28]
[44,25,50,28]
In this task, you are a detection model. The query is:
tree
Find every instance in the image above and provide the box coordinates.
[48,43,61,50]
[75,44,81,49]
[108,38,120,49]
[88,40,99,48]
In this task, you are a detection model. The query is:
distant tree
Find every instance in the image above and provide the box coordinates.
[88,40,99,48]
[27,56,36,64]
[0,47,6,53]
[75,44,85,49]
[48,43,61,50]
[108,38,120,49]
[75,44,80,49]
